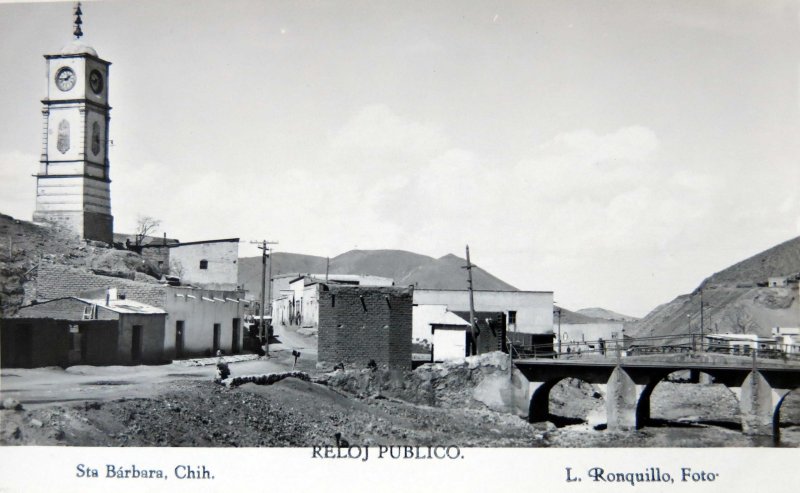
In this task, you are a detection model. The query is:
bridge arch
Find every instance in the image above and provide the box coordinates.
[515,357,800,437]
[635,369,740,430]
[773,385,800,441]
[529,377,605,427]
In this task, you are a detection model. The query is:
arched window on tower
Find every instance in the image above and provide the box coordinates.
[199,259,208,270]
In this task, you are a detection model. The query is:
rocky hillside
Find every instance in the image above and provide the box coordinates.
[0,213,162,317]
[238,249,516,294]
[702,235,800,287]
[628,235,800,340]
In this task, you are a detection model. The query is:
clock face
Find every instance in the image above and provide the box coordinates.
[55,67,76,92]
[89,69,104,94]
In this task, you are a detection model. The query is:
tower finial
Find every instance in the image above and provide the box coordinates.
[73,2,83,40]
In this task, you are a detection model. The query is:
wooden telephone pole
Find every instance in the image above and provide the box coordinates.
[251,240,278,357]
[463,245,477,355]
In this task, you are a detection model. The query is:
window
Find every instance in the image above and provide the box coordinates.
[508,311,517,325]
[199,259,208,269]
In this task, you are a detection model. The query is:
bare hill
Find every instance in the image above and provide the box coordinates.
[701,235,800,287]
[555,307,611,324]
[628,235,800,340]
[576,307,638,322]
[329,249,434,282]
[237,249,517,295]
[398,253,517,291]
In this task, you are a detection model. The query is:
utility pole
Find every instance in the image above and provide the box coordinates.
[463,245,477,356]
[251,240,278,357]
[554,307,562,358]
[699,288,705,353]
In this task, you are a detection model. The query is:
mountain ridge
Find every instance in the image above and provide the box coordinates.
[237,248,517,295]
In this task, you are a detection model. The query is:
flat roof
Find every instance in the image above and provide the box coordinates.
[76,298,166,315]
[170,238,239,247]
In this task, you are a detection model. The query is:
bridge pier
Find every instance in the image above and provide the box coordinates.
[605,367,648,431]
[730,371,792,436]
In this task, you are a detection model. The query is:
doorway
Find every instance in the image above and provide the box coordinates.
[232,318,240,353]
[131,325,143,363]
[213,323,221,354]
[175,321,185,359]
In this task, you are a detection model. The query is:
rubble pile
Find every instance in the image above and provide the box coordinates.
[174,354,261,367]
[319,352,531,416]
[224,371,310,388]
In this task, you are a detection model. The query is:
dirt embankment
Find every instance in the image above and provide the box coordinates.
[319,352,530,416]
[0,377,543,448]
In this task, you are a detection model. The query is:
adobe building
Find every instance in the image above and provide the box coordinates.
[36,264,246,359]
[315,284,413,370]
[3,295,166,368]
[33,15,114,244]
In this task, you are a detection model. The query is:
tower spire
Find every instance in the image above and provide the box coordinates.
[73,2,83,40]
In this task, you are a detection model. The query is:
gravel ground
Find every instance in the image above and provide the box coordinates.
[0,377,545,447]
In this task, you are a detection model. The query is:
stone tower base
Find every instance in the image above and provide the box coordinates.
[33,210,114,244]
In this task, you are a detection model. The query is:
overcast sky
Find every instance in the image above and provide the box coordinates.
[0,0,798,317]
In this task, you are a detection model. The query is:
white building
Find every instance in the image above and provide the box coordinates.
[169,238,240,291]
[772,327,800,354]
[555,321,625,355]
[706,333,776,355]
[413,289,554,344]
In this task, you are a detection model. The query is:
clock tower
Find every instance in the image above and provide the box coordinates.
[33,3,113,243]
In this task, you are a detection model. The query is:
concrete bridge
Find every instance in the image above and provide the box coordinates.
[514,354,800,437]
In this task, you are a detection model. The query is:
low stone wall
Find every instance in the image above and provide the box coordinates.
[223,371,310,388]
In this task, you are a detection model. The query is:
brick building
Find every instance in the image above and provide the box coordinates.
[316,284,413,370]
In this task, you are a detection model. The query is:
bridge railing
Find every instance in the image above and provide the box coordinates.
[509,331,800,362]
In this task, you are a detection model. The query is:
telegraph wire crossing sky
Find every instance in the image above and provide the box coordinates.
[0,0,798,317]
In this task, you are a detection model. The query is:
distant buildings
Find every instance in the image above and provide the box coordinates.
[555,321,625,356]
[271,273,394,329]
[413,289,555,360]
[705,328,800,356]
